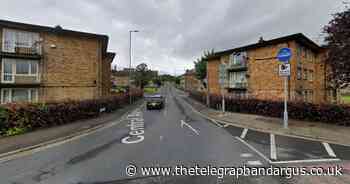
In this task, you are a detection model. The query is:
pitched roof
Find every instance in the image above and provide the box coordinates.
[0,19,113,58]
[206,33,324,60]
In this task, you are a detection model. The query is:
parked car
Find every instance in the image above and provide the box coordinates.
[145,94,165,110]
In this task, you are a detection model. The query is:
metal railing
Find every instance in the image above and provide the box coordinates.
[228,82,247,89]
[228,60,247,69]
[2,42,42,55]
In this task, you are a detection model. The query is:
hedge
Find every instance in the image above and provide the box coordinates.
[0,90,143,136]
[189,91,350,126]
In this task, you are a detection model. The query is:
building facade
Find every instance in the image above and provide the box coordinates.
[183,69,204,92]
[111,70,129,87]
[206,33,330,104]
[0,19,115,104]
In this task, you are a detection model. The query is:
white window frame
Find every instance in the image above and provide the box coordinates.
[1,59,15,83]
[0,88,38,104]
[2,28,41,53]
[1,58,39,83]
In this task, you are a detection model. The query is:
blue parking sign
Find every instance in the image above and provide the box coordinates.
[277,48,292,63]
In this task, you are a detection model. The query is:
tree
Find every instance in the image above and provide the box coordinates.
[194,49,215,87]
[323,3,350,91]
[132,63,154,89]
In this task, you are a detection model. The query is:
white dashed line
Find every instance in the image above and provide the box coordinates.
[246,160,263,166]
[322,142,337,158]
[240,153,253,158]
[240,128,248,139]
[270,134,277,160]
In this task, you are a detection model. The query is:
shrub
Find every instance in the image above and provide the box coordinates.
[189,91,350,126]
[0,91,143,137]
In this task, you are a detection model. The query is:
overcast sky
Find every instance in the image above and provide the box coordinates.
[0,0,346,75]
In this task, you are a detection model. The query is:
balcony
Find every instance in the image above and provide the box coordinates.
[1,74,41,87]
[1,42,42,59]
[227,61,247,72]
[227,82,247,90]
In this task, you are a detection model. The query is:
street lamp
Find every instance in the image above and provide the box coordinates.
[129,30,139,104]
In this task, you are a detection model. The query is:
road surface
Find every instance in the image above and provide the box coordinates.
[0,85,348,184]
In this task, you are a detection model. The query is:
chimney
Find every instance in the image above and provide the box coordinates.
[258,36,265,43]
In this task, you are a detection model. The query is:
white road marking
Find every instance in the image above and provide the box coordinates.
[240,153,253,158]
[179,97,223,128]
[271,158,341,164]
[235,137,270,163]
[270,134,277,160]
[240,128,248,139]
[247,160,263,166]
[236,136,341,164]
[322,142,337,157]
[180,120,199,135]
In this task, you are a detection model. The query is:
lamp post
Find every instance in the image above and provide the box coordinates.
[129,30,139,104]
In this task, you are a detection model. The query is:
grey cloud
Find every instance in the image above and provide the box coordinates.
[0,0,345,74]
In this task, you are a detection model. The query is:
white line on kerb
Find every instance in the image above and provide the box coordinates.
[270,134,277,160]
[240,128,248,139]
[181,120,200,135]
[271,158,341,164]
[322,142,337,158]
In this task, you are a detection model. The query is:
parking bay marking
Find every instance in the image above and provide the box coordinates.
[270,134,277,160]
[235,136,341,164]
[240,128,248,139]
[322,142,337,158]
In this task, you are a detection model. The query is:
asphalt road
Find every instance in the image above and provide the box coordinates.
[0,85,348,184]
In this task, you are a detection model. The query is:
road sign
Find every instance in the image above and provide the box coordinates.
[218,64,227,86]
[279,64,291,76]
[277,48,292,63]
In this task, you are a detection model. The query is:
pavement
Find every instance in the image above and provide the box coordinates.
[182,90,350,147]
[0,85,349,183]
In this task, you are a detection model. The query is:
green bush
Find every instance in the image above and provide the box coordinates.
[0,90,143,137]
[189,91,350,126]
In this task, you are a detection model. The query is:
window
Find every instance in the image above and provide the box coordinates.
[2,60,14,82]
[12,89,29,102]
[2,28,40,53]
[302,90,308,102]
[1,58,39,83]
[230,52,247,66]
[297,67,302,80]
[16,60,30,74]
[1,89,11,104]
[308,90,314,103]
[303,69,308,80]
[309,70,314,81]
[0,88,38,104]
[229,71,247,88]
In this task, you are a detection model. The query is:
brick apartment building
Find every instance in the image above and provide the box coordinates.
[111,69,130,87]
[183,69,205,92]
[206,33,331,104]
[0,19,115,104]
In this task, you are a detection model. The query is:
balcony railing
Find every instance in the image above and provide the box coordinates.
[1,74,41,85]
[2,42,42,55]
[227,61,247,70]
[227,82,247,89]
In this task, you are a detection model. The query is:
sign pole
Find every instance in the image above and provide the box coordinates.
[283,76,288,128]
[277,48,291,129]
[222,89,225,113]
